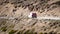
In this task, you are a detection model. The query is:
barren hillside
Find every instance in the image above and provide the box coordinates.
[0,0,60,34]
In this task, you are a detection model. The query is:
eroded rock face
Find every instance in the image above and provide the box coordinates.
[0,0,60,34]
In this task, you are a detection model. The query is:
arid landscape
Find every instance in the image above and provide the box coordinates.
[0,0,60,34]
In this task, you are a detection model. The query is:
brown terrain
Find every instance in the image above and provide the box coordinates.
[0,0,60,34]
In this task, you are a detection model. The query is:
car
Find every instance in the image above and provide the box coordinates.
[28,12,37,18]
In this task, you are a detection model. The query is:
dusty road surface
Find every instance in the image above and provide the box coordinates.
[0,0,60,34]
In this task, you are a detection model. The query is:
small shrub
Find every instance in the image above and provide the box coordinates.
[28,30,34,34]
[39,32,43,34]
[24,29,35,34]
[17,30,24,34]
[9,30,17,34]
[24,30,30,34]
[44,32,47,34]
[17,29,25,34]
[34,32,37,34]
[17,31,20,34]
[1,26,7,32]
